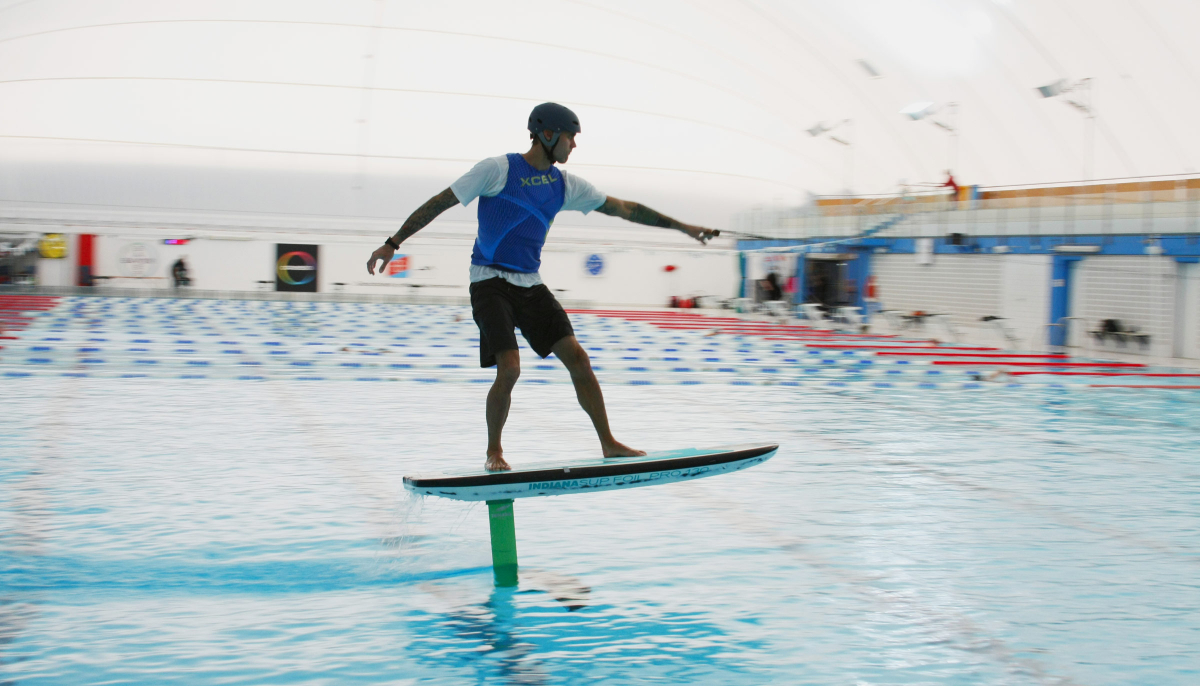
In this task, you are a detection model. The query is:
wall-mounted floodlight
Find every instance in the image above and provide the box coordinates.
[1035,77,1094,179]
[1036,78,1092,114]
[1036,79,1065,99]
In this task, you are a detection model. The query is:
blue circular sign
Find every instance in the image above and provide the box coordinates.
[585,253,604,276]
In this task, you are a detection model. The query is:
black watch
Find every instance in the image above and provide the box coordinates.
[384,237,400,250]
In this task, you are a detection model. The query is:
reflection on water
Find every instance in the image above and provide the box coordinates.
[1,377,1198,684]
[408,578,761,686]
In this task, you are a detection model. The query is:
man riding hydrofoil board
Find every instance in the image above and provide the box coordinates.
[367,103,719,471]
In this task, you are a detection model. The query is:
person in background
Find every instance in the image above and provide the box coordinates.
[805,272,822,306]
[941,170,960,204]
[171,256,191,288]
[759,271,782,301]
[864,274,880,315]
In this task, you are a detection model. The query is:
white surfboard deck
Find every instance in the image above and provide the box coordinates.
[403,443,778,502]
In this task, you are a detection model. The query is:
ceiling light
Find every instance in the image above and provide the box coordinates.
[900,101,936,120]
[1036,79,1066,98]
[856,59,881,78]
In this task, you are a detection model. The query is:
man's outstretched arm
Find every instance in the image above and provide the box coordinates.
[595,197,719,245]
[367,188,460,274]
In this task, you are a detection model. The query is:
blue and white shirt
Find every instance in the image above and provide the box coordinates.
[451,154,606,287]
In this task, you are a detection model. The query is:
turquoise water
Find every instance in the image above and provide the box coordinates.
[2,299,1199,684]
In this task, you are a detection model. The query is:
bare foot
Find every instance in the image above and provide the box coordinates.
[602,441,646,458]
[485,451,511,472]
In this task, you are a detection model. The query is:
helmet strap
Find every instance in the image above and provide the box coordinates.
[536,131,561,163]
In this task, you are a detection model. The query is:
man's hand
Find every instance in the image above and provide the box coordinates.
[682,225,720,245]
[366,244,396,275]
[367,188,460,275]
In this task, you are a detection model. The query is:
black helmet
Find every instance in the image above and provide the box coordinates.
[528,102,581,149]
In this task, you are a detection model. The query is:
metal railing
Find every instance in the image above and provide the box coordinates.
[734,174,1200,241]
[1045,316,1086,352]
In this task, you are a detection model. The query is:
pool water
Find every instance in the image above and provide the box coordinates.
[3,366,1198,684]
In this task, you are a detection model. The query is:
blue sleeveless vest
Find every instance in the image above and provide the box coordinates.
[470,153,565,273]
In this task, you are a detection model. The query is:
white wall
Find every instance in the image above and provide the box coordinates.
[35,257,73,286]
[873,253,1004,328]
[91,236,273,291]
[998,255,1052,350]
[1176,262,1200,360]
[79,232,739,307]
[540,247,737,306]
[873,253,1051,348]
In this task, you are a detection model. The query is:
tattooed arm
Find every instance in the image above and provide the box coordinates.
[595,197,719,245]
[367,188,460,274]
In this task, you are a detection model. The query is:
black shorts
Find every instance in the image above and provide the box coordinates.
[469,277,575,368]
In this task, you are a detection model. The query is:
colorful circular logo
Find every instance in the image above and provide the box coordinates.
[276,251,317,285]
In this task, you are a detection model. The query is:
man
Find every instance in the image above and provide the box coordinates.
[171,256,190,288]
[941,170,960,202]
[760,271,782,302]
[367,103,718,471]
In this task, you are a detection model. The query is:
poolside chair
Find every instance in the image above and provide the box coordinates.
[764,300,790,318]
[1088,319,1151,350]
[834,306,865,331]
[800,303,831,327]
[730,297,755,314]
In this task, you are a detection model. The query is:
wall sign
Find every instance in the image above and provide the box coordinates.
[117,242,159,277]
[388,254,410,277]
[584,253,605,277]
[746,252,796,280]
[276,244,319,292]
[38,233,68,259]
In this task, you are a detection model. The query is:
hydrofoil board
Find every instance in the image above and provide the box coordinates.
[403,443,777,502]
